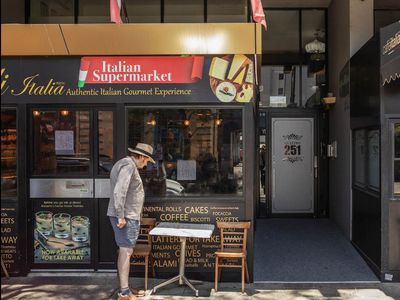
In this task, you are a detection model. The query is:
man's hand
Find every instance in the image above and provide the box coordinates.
[117,217,126,228]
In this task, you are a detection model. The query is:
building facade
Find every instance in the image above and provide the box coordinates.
[1,0,399,282]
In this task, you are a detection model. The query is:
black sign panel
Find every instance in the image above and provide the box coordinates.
[1,55,256,105]
[1,202,19,274]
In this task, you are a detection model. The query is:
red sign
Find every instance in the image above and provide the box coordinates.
[78,56,204,87]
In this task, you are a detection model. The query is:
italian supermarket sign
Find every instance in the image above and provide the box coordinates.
[77,56,204,87]
[1,55,255,104]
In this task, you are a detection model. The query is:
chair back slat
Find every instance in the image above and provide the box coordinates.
[136,218,156,246]
[217,221,250,252]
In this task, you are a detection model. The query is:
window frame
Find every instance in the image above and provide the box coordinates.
[391,120,400,199]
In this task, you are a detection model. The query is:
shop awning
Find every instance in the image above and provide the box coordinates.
[1,23,262,56]
[381,21,400,86]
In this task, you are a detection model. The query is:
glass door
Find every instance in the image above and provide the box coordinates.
[29,106,115,270]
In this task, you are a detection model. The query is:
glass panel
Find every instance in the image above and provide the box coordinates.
[302,65,326,108]
[164,0,204,23]
[260,65,301,107]
[367,129,380,191]
[302,10,326,108]
[395,123,400,158]
[1,109,17,198]
[30,0,74,24]
[394,123,400,195]
[263,10,299,64]
[98,111,114,175]
[127,108,243,197]
[207,0,248,23]
[302,10,326,57]
[394,161,400,195]
[32,110,91,176]
[78,0,108,23]
[1,0,25,23]
[126,0,161,23]
[354,129,366,187]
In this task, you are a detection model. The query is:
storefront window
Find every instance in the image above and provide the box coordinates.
[127,108,243,197]
[32,110,91,176]
[260,65,301,107]
[98,111,114,175]
[1,109,17,199]
[394,123,400,195]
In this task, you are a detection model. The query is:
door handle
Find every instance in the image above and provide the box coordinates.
[272,168,276,198]
[314,156,318,178]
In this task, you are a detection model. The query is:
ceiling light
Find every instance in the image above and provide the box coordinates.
[305,30,325,54]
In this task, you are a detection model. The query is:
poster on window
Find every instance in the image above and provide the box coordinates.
[177,160,196,180]
[33,199,91,264]
[55,130,74,155]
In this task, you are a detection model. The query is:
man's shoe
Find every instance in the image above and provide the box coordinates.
[117,292,138,300]
[130,288,145,297]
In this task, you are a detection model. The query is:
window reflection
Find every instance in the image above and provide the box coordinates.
[98,111,114,175]
[32,110,91,175]
[260,65,300,107]
[1,109,17,198]
[394,123,400,195]
[127,108,243,197]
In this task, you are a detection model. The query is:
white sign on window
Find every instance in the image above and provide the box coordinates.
[177,160,196,181]
[55,130,74,155]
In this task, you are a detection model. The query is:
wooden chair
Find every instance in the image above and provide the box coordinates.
[214,221,251,293]
[130,217,156,291]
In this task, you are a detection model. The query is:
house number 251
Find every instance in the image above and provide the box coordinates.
[284,145,301,155]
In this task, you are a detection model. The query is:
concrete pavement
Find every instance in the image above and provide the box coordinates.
[1,272,400,300]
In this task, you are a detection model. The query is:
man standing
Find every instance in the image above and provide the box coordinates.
[107,143,155,300]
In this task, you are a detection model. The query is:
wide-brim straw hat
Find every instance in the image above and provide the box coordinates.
[128,143,155,164]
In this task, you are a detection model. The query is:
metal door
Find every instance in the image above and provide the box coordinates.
[271,118,314,213]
